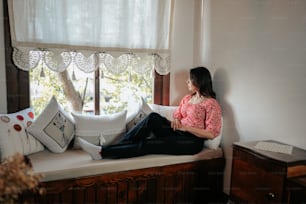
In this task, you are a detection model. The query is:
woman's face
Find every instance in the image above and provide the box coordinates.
[186,78,198,93]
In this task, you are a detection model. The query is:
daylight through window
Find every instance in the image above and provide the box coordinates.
[30,63,153,116]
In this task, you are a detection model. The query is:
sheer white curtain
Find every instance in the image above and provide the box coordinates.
[9,0,172,74]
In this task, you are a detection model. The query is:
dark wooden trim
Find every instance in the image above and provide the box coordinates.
[154,71,170,105]
[3,0,30,113]
[94,69,100,115]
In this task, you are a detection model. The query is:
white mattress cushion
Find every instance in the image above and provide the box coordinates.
[29,148,223,182]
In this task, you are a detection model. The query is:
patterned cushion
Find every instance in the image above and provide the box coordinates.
[149,104,177,121]
[126,98,152,131]
[0,107,44,160]
[27,96,75,153]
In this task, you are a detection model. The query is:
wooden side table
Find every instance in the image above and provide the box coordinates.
[230,140,306,204]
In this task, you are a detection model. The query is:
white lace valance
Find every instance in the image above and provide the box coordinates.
[12,48,170,75]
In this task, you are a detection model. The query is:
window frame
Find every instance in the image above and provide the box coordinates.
[5,61,169,114]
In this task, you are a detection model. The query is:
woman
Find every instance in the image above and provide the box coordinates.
[79,66,222,159]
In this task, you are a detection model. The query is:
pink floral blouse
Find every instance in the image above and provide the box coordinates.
[173,94,222,137]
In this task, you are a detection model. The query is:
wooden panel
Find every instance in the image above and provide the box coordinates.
[84,186,96,203]
[156,173,165,203]
[182,171,195,202]
[146,178,157,203]
[164,175,175,203]
[106,184,117,203]
[61,190,73,203]
[127,180,138,202]
[173,173,184,202]
[96,185,107,203]
[21,158,225,204]
[73,187,85,204]
[117,182,127,203]
[136,179,148,203]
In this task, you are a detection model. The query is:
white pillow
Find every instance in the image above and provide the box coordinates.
[0,107,44,160]
[149,104,178,121]
[126,99,141,125]
[126,98,152,131]
[27,96,75,153]
[204,117,223,149]
[72,110,127,148]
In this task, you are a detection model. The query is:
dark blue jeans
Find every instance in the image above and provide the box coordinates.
[102,112,205,159]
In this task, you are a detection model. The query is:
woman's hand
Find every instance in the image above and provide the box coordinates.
[171,119,214,139]
[172,120,215,139]
[171,119,182,131]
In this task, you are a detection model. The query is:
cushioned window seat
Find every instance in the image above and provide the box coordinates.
[29,147,224,182]
[22,148,225,204]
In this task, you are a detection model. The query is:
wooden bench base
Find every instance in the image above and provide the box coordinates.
[21,157,225,204]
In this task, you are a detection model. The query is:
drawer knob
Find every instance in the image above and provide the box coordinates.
[266,192,275,200]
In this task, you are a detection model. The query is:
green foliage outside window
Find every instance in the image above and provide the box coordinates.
[30,64,153,116]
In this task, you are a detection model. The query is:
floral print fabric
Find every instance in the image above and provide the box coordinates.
[173,95,222,137]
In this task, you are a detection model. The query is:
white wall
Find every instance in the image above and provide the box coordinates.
[0,0,7,113]
[170,0,306,195]
[170,0,195,105]
[199,0,306,194]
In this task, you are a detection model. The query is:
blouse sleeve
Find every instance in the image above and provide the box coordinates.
[205,99,222,137]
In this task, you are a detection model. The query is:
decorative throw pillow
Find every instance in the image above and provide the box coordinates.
[27,96,75,153]
[0,107,44,160]
[204,117,223,149]
[126,100,141,127]
[126,98,152,131]
[72,110,127,149]
[149,104,178,121]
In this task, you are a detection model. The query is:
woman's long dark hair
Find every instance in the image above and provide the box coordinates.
[190,67,216,99]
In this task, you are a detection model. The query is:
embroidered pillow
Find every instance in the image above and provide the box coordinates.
[27,96,75,153]
[72,110,127,149]
[0,107,44,160]
[149,104,178,121]
[126,98,152,131]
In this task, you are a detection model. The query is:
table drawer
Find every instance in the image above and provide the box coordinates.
[231,148,286,203]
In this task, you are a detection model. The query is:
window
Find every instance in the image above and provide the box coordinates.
[30,61,154,116]
[5,1,172,113]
